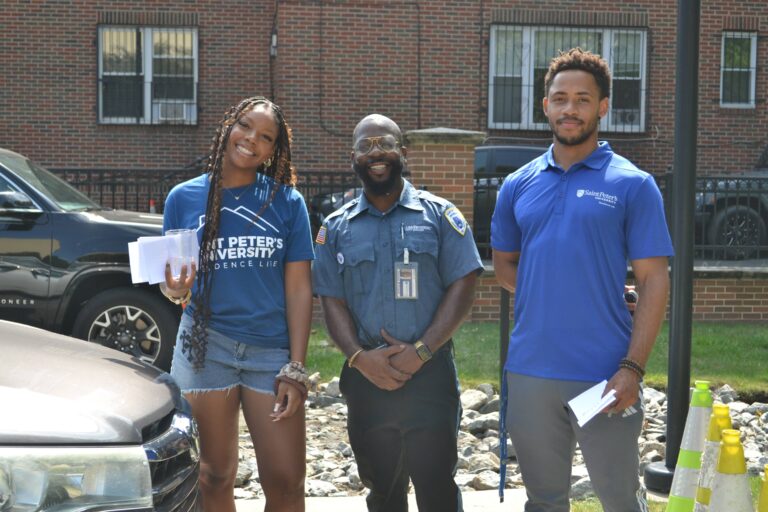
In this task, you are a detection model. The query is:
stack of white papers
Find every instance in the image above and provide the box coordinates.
[128,236,199,285]
[568,380,617,427]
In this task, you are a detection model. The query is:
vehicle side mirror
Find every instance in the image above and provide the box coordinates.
[0,191,41,215]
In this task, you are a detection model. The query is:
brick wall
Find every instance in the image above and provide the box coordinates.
[1,0,277,170]
[5,0,765,176]
[313,270,768,324]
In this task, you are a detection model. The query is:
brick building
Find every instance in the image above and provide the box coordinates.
[2,0,766,176]
[2,1,767,321]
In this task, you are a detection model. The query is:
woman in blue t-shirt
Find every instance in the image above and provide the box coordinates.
[161,96,314,511]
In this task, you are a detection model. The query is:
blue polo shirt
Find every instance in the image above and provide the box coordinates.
[491,142,673,382]
[313,180,483,347]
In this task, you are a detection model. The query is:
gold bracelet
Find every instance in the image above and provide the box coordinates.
[347,348,365,368]
[162,288,191,305]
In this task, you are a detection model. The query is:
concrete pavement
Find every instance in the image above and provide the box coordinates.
[235,488,527,511]
[235,486,669,511]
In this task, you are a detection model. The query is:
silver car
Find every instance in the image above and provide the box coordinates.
[0,320,199,511]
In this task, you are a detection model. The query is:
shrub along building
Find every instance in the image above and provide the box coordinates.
[2,1,766,321]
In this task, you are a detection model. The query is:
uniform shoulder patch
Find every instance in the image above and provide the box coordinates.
[315,225,327,244]
[444,207,467,236]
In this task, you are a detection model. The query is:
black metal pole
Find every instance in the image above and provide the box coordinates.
[644,0,699,493]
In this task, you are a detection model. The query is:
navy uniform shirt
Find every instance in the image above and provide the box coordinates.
[313,180,483,347]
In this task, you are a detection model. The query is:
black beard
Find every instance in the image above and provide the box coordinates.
[549,116,599,146]
[353,158,404,196]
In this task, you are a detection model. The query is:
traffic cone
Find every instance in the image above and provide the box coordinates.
[667,381,714,512]
[694,404,733,512]
[708,429,754,512]
[758,464,768,512]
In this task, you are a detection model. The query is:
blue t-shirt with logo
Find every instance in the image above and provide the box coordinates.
[491,142,674,382]
[163,173,315,348]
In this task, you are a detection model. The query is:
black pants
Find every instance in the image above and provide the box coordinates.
[339,347,463,512]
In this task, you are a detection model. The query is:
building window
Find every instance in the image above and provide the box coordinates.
[98,26,198,125]
[488,25,647,132]
[720,32,757,108]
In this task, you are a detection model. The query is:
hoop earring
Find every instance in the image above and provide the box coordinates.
[263,157,273,169]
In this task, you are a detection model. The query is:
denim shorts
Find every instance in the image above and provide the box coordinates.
[170,314,289,395]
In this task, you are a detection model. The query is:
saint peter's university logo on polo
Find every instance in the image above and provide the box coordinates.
[197,206,284,269]
[444,207,467,236]
[576,189,618,208]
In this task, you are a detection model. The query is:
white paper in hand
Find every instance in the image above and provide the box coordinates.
[568,380,617,428]
[129,235,198,285]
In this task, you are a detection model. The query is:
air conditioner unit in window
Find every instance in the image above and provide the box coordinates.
[158,102,188,122]
[612,109,640,126]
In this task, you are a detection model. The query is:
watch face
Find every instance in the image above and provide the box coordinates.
[415,342,432,361]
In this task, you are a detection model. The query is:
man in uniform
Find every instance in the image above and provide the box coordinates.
[312,114,483,512]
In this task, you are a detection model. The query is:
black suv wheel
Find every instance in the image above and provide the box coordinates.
[707,205,767,260]
[72,288,178,370]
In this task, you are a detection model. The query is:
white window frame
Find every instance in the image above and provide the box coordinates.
[98,26,199,125]
[720,32,757,108]
[488,25,647,132]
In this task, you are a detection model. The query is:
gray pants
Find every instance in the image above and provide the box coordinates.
[505,372,649,512]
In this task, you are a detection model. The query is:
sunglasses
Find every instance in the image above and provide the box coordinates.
[353,135,401,156]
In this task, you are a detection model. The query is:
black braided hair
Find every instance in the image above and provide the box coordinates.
[186,96,296,370]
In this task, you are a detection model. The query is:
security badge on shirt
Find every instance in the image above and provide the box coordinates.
[394,207,467,301]
[394,222,418,300]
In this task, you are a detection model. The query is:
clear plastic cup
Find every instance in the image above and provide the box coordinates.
[165,228,198,279]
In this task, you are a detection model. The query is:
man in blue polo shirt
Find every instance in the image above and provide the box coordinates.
[491,48,673,511]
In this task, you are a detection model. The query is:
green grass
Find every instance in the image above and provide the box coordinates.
[305,326,346,379]
[645,322,768,399]
[307,321,768,397]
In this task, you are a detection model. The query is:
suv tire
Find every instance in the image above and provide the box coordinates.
[72,288,179,370]
[707,205,767,260]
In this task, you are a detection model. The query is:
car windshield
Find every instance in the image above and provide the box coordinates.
[0,152,100,211]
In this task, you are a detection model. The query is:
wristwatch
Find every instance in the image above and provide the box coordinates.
[414,340,433,362]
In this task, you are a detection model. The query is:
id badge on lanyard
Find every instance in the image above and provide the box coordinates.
[395,243,419,300]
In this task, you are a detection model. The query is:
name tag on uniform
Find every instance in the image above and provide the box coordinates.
[394,262,419,300]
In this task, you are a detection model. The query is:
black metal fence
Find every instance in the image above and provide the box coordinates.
[51,167,202,213]
[49,167,360,237]
[474,172,768,261]
[52,166,767,261]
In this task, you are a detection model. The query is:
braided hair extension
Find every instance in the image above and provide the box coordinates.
[186,96,297,370]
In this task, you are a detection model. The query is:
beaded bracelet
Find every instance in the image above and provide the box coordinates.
[619,358,646,379]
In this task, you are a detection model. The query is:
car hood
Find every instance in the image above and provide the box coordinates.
[0,321,178,445]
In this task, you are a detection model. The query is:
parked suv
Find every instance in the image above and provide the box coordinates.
[694,169,768,259]
[473,144,549,257]
[0,148,180,370]
[0,319,199,510]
